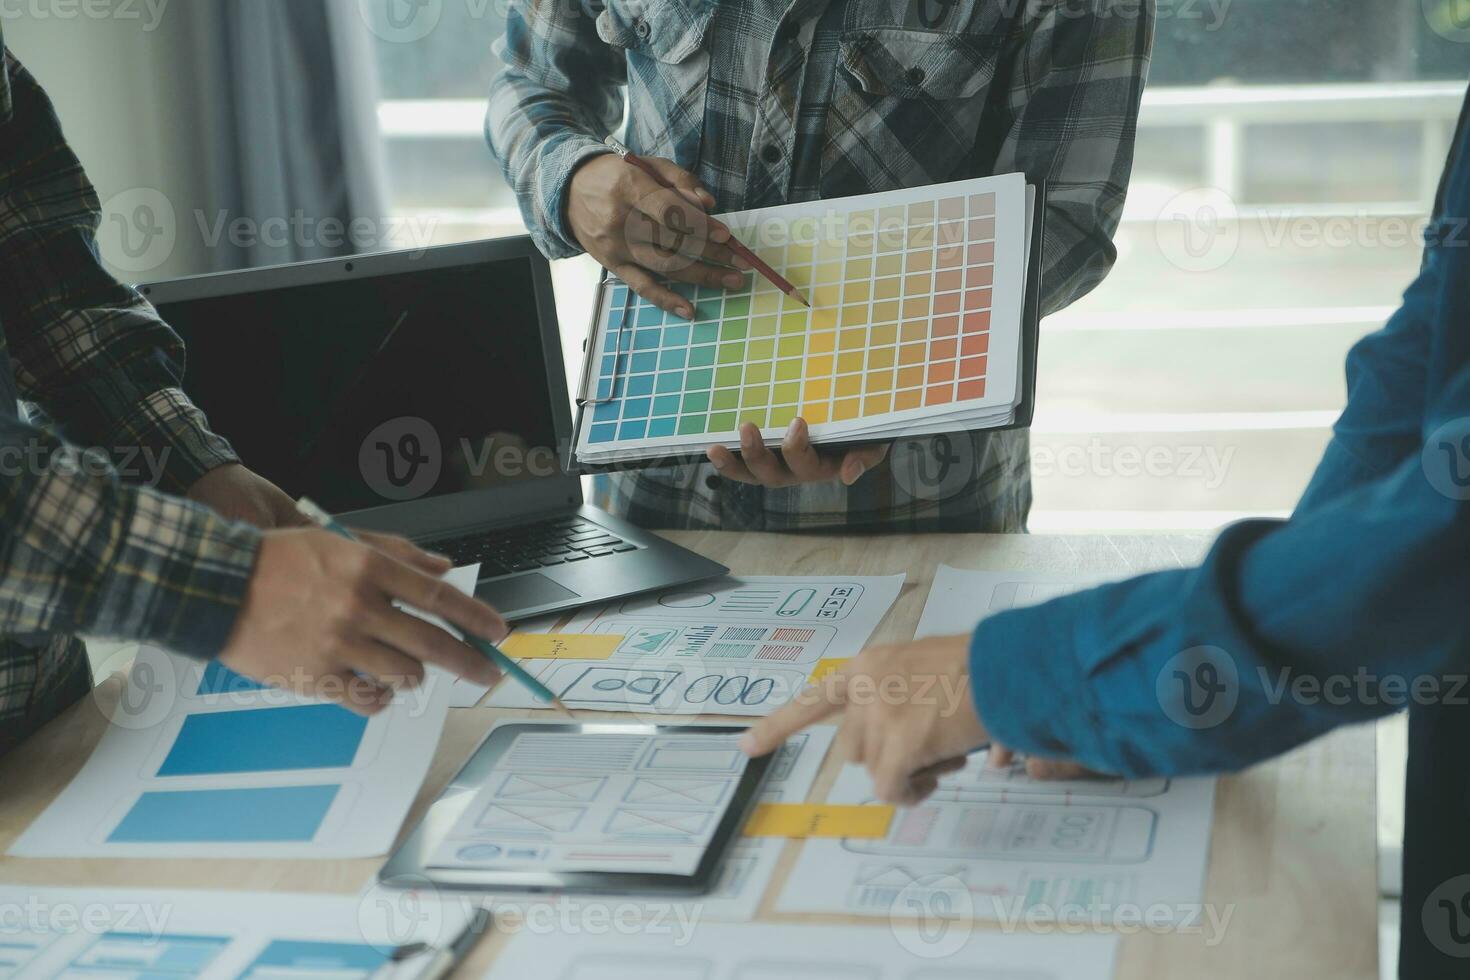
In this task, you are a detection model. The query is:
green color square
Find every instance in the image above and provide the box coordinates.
[777,336,805,358]
[779,316,808,335]
[693,299,722,321]
[686,368,714,390]
[748,338,775,361]
[695,284,725,299]
[773,382,801,404]
[719,320,749,341]
[738,408,770,428]
[715,366,744,388]
[653,394,682,416]
[688,345,717,368]
[741,387,770,408]
[775,359,803,382]
[708,411,738,432]
[769,405,798,428]
[692,323,720,345]
[723,296,751,317]
[750,317,778,338]
[712,388,741,411]
[682,391,711,413]
[678,415,708,435]
[744,362,772,385]
[718,342,747,365]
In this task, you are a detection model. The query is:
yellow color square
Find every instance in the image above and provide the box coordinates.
[872,300,899,323]
[775,358,803,381]
[750,316,778,338]
[848,233,874,255]
[864,392,893,415]
[785,265,813,289]
[808,331,836,354]
[810,308,839,331]
[839,328,866,351]
[804,377,832,401]
[867,368,894,390]
[787,243,814,265]
[837,351,865,374]
[908,201,936,224]
[845,257,873,281]
[815,261,842,284]
[875,254,904,277]
[755,248,783,269]
[906,225,934,250]
[812,285,841,308]
[903,297,930,320]
[748,338,775,361]
[803,402,830,424]
[871,324,897,347]
[744,361,772,384]
[833,398,861,421]
[841,305,869,328]
[835,374,863,398]
[778,336,805,358]
[898,365,925,388]
[817,239,845,263]
[781,295,808,314]
[842,281,871,304]
[905,272,933,296]
[753,292,781,315]
[847,210,876,235]
[899,343,927,366]
[873,277,901,301]
[894,388,923,411]
[868,346,896,369]
[901,321,928,344]
[808,353,835,376]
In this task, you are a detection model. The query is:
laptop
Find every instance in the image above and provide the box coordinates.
[140,237,727,621]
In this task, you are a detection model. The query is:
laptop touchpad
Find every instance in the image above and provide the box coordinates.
[477,573,580,612]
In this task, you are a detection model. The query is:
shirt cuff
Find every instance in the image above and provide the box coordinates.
[535,134,617,259]
[111,388,241,494]
[88,490,261,659]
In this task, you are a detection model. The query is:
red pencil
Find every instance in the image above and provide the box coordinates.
[604,137,810,308]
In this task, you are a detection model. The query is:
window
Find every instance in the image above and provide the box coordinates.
[368,2,1469,530]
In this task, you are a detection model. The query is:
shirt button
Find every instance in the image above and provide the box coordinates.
[761,143,782,165]
[906,67,927,86]
[633,18,651,40]
[705,475,722,490]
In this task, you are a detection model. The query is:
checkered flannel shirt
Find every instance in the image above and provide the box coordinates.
[0,39,261,755]
[489,0,1152,531]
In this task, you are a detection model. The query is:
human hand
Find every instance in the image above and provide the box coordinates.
[741,634,987,805]
[187,463,309,530]
[567,153,749,319]
[219,529,507,716]
[709,420,891,488]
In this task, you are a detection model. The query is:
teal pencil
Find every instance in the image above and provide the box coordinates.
[295,498,574,716]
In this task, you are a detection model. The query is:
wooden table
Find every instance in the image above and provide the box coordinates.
[0,532,1378,979]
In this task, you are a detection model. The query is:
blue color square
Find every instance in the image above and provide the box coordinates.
[633,329,662,351]
[618,420,648,439]
[623,397,652,419]
[647,418,677,438]
[692,300,722,322]
[601,354,618,375]
[669,282,696,302]
[603,329,624,353]
[626,374,655,397]
[159,705,366,776]
[596,378,614,400]
[592,402,621,423]
[611,285,630,306]
[636,306,665,327]
[589,423,618,444]
[109,785,340,843]
[631,352,659,374]
[659,348,687,371]
[662,325,690,347]
[242,941,388,978]
[196,662,267,696]
[655,372,684,394]
[653,394,682,416]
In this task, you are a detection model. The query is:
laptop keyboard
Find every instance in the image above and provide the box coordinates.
[423,516,638,580]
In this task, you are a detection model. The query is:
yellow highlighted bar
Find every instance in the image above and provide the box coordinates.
[808,658,849,685]
[743,803,895,839]
[501,633,621,661]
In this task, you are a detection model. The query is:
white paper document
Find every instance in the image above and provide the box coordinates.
[430,720,765,876]
[486,921,1118,980]
[915,566,1127,638]
[10,568,476,859]
[486,575,904,716]
[0,884,473,979]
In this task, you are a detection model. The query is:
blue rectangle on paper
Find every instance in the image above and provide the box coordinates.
[647,418,677,438]
[623,397,652,419]
[241,940,389,978]
[158,705,366,776]
[662,325,690,347]
[655,372,684,395]
[618,420,648,440]
[78,933,231,975]
[589,424,618,444]
[636,307,664,327]
[653,394,682,416]
[196,661,268,695]
[633,329,662,351]
[108,785,339,843]
[593,401,621,423]
[630,352,658,374]
[659,349,687,371]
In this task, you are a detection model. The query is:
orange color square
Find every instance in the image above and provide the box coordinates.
[927,360,957,384]
[934,292,961,316]
[905,250,933,274]
[897,366,925,388]
[871,323,897,346]
[904,272,933,296]
[965,289,992,312]
[837,351,865,374]
[840,328,867,351]
[934,269,963,292]
[835,374,863,398]
[900,322,928,344]
[969,216,996,239]
[898,344,927,366]
[962,312,991,333]
[933,316,960,337]
[961,333,990,357]
[841,305,869,327]
[864,392,892,415]
[969,240,995,262]
[931,338,958,360]
[957,379,986,400]
[902,297,930,320]
[966,264,994,288]
[867,369,894,392]
[803,376,832,401]
[833,398,861,421]
[936,246,965,268]
[872,300,900,322]
[803,402,830,424]
[894,388,923,411]
[925,385,954,407]
[968,193,996,217]
[959,355,988,379]
[874,276,902,301]
[937,220,966,247]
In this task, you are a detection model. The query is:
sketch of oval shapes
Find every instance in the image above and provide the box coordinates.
[776,588,816,617]
[658,592,718,609]
[456,843,503,862]
[628,677,664,696]
[593,678,627,692]
[714,676,748,706]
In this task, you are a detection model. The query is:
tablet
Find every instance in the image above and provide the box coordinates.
[379,721,773,896]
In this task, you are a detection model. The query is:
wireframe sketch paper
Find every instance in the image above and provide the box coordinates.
[10,567,477,860]
[486,921,1118,980]
[0,884,475,980]
[485,576,903,716]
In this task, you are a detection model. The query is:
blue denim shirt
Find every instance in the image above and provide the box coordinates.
[971,96,1470,779]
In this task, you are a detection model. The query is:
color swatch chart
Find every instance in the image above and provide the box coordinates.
[576,173,1029,463]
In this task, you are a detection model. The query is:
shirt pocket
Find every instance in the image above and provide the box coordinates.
[820,27,1004,197]
[598,0,715,170]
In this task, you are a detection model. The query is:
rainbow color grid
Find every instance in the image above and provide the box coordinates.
[577,173,1029,463]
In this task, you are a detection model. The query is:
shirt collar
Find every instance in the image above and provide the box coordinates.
[0,41,11,125]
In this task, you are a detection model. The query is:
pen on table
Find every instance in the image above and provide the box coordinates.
[384,907,493,980]
[295,498,575,717]
[603,135,810,309]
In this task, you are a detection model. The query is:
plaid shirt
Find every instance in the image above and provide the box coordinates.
[489,0,1152,531]
[0,41,261,755]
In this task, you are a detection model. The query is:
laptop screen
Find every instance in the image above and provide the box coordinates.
[156,257,564,515]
